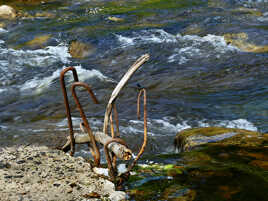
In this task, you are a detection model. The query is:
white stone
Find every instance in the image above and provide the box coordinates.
[0,5,16,19]
[109,191,127,201]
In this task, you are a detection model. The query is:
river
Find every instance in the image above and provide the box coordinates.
[0,0,267,159]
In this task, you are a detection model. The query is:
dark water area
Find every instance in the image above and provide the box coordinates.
[0,0,267,157]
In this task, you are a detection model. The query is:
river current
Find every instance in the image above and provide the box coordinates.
[0,0,267,157]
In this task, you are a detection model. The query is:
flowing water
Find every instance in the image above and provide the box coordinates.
[0,0,267,158]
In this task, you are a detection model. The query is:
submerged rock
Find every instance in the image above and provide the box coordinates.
[18,34,52,49]
[231,7,263,17]
[68,40,96,59]
[0,5,16,19]
[224,33,268,53]
[0,145,126,201]
[174,127,263,152]
[7,0,54,5]
[107,16,124,22]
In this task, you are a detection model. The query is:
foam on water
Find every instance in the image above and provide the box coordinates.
[168,34,238,64]
[20,65,112,96]
[0,28,7,33]
[20,68,62,95]
[74,65,114,83]
[56,117,103,131]
[116,29,177,47]
[152,119,191,133]
[115,29,238,64]
[0,43,70,69]
[0,42,72,88]
[198,118,258,131]
[0,88,7,93]
[216,119,258,131]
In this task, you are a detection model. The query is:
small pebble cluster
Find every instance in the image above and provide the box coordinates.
[0,145,126,201]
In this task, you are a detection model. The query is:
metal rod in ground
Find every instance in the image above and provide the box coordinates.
[60,67,79,156]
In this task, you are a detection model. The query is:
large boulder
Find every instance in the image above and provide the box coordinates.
[0,5,16,19]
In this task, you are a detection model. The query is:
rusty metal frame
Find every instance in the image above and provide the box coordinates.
[60,66,148,187]
[128,88,148,171]
[71,82,100,167]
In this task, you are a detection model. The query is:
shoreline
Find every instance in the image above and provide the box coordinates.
[0,145,126,201]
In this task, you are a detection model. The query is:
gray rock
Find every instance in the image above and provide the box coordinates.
[0,145,126,201]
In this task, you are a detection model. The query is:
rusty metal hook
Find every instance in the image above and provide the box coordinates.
[109,104,120,138]
[71,81,100,167]
[104,138,128,182]
[60,67,79,156]
[109,104,120,169]
[128,88,148,171]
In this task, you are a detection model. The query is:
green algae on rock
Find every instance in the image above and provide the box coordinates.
[128,127,268,200]
[68,40,96,59]
[224,33,268,53]
[174,127,262,152]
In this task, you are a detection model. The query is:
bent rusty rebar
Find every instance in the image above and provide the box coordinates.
[71,82,100,167]
[60,67,79,156]
[109,104,120,168]
[109,104,120,138]
[128,88,148,171]
[104,138,128,182]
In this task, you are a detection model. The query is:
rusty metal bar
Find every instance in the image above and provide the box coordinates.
[113,104,120,137]
[109,104,120,168]
[109,104,120,138]
[71,82,100,167]
[128,88,148,171]
[60,67,79,156]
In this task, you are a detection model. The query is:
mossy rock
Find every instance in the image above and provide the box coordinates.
[231,7,263,17]
[181,24,204,36]
[224,32,268,53]
[4,0,55,5]
[174,127,264,152]
[68,40,95,59]
[16,34,51,49]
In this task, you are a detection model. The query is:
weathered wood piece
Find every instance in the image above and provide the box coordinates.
[62,130,132,160]
[103,54,150,135]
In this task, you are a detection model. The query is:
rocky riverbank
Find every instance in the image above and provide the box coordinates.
[0,145,126,201]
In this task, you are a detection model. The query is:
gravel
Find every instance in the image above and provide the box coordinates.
[0,145,126,201]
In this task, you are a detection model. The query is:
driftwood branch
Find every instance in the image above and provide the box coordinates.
[103,54,150,135]
[62,130,132,160]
